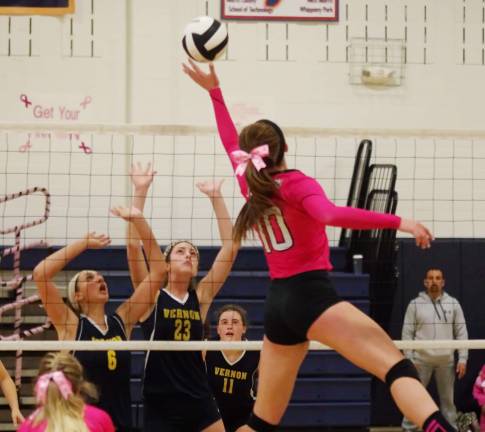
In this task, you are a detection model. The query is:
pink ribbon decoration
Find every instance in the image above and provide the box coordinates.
[80,95,92,109]
[19,94,32,108]
[230,144,269,177]
[35,371,73,405]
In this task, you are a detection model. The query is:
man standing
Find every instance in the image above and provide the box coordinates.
[401,268,468,431]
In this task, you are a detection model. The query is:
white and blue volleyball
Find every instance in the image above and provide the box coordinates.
[182,16,228,63]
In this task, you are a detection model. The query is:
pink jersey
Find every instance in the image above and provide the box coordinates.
[18,404,115,432]
[209,87,401,279]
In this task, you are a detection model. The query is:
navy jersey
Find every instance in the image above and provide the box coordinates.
[140,304,155,340]
[206,350,259,431]
[74,313,132,431]
[143,289,212,398]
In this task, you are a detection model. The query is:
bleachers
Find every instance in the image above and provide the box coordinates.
[0,245,371,430]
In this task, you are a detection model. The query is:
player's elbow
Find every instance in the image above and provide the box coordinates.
[33,264,47,282]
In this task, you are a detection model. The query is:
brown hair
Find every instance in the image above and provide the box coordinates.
[216,304,248,327]
[162,240,199,290]
[233,119,286,243]
[32,352,98,432]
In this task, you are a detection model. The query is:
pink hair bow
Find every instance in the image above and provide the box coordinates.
[230,144,269,177]
[35,371,73,405]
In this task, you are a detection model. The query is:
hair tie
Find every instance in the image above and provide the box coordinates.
[35,371,73,405]
[230,144,269,177]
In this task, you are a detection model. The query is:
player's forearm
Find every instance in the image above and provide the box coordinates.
[131,217,165,274]
[0,377,20,413]
[33,239,86,280]
[127,186,149,247]
[209,193,234,248]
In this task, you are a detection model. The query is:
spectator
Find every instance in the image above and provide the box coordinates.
[402,268,468,431]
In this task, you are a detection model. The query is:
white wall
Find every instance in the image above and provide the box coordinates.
[0,0,484,248]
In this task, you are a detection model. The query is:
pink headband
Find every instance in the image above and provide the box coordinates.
[230,145,269,177]
[35,371,73,405]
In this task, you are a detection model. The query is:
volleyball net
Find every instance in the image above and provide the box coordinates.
[0,123,484,363]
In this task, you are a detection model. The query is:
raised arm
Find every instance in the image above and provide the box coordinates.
[0,361,23,427]
[182,60,248,197]
[32,233,110,340]
[126,162,156,290]
[294,176,433,249]
[113,206,166,337]
[195,180,239,322]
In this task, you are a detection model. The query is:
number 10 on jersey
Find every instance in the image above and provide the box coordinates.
[257,207,293,253]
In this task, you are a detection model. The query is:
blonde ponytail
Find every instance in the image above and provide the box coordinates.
[32,352,97,432]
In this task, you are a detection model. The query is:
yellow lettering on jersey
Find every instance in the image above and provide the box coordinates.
[90,336,122,342]
[215,367,248,381]
[163,308,201,321]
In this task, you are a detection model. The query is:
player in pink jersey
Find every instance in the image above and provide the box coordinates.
[18,352,114,432]
[183,60,457,432]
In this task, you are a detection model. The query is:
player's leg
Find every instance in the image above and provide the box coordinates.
[307,301,456,431]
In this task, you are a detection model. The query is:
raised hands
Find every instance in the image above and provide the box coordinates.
[83,232,111,249]
[182,58,220,91]
[196,179,224,198]
[130,161,156,191]
[110,206,143,222]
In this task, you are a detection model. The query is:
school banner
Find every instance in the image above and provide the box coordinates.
[0,0,74,16]
[222,0,338,22]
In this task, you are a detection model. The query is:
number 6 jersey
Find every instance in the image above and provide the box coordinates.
[73,313,132,431]
[143,288,212,398]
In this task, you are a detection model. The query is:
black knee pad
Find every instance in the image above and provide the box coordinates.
[385,358,420,387]
[247,412,278,432]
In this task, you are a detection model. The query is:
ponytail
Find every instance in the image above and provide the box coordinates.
[233,120,286,243]
[32,352,98,432]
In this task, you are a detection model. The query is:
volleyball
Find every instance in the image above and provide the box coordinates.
[182,16,228,63]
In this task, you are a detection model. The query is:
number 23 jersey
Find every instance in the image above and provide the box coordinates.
[143,288,212,398]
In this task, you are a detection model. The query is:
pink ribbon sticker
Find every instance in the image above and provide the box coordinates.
[20,94,32,108]
[79,142,92,154]
[80,96,92,109]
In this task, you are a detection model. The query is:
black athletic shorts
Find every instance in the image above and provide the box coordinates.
[264,270,342,345]
[143,394,221,432]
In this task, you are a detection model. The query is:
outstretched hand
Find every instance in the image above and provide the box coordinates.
[399,219,433,249]
[84,232,111,249]
[196,179,224,197]
[129,161,156,190]
[182,59,219,91]
[110,206,143,222]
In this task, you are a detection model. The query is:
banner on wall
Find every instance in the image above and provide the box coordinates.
[222,0,338,21]
[0,0,74,15]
